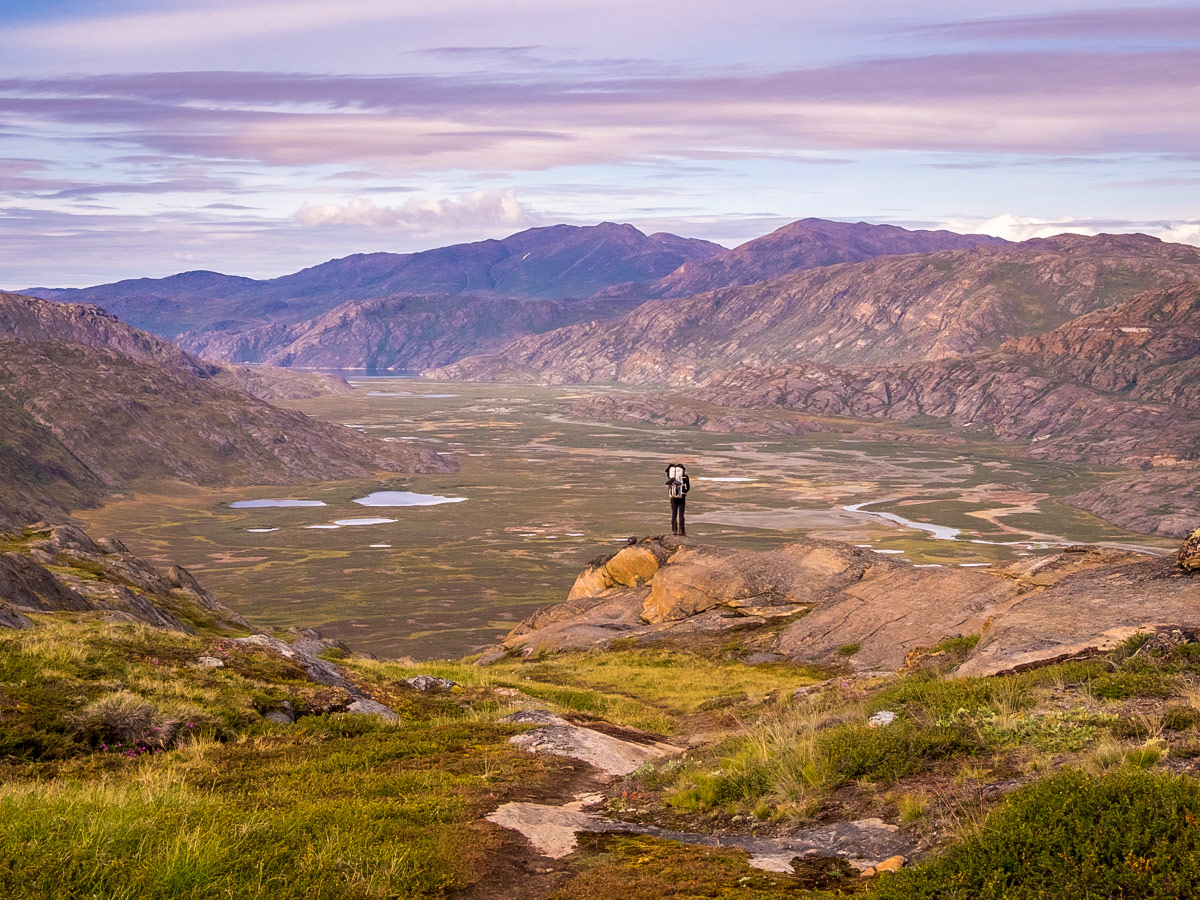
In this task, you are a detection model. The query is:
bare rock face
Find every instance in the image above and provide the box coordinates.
[567,542,669,601]
[643,540,876,624]
[0,600,32,629]
[487,799,915,873]
[1178,528,1200,571]
[1067,472,1200,539]
[502,709,679,777]
[499,536,891,658]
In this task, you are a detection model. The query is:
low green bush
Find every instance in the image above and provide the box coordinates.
[820,721,986,785]
[1090,671,1174,701]
[869,768,1200,899]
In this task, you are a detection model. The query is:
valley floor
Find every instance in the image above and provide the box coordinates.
[74,379,1172,660]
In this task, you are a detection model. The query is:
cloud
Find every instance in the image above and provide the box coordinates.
[1158,222,1200,247]
[294,190,540,230]
[1,47,1197,174]
[938,213,1200,248]
[906,5,1200,44]
[3,1,557,51]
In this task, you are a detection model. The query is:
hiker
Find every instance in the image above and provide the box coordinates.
[665,463,690,536]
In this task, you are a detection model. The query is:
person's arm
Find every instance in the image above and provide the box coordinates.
[682,474,690,494]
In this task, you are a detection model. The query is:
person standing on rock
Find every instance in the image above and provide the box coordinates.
[666,463,690,536]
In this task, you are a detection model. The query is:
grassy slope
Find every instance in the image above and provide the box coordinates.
[5,612,1200,899]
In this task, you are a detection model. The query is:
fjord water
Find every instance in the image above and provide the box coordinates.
[76,379,1171,659]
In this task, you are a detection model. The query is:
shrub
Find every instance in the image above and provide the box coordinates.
[71,692,203,755]
[870,672,1032,722]
[820,721,985,785]
[868,769,1200,899]
[1090,671,1174,701]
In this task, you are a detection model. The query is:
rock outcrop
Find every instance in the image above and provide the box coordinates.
[497,535,1200,679]
[501,536,883,657]
[0,523,248,632]
[502,709,680,777]
[1179,529,1200,571]
[957,553,1200,677]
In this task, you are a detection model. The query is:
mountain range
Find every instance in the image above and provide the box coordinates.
[24,218,1008,372]
[436,232,1200,381]
[13,216,1200,537]
[27,223,722,338]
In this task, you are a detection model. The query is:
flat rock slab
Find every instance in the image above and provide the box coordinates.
[486,801,913,872]
[958,555,1200,677]
[777,565,1021,670]
[503,711,680,776]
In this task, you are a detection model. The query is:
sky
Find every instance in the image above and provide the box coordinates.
[1,0,1198,286]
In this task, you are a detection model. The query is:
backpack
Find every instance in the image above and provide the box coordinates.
[666,464,689,499]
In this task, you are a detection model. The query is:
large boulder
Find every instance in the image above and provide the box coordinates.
[1179,528,1200,571]
[642,540,877,624]
[566,540,673,600]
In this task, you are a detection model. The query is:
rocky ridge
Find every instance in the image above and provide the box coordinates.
[600,217,1008,300]
[436,233,1200,383]
[29,223,722,338]
[182,293,643,370]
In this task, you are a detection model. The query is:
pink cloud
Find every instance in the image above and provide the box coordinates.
[0,48,1196,173]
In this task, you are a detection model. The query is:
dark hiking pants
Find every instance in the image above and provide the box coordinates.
[671,497,686,534]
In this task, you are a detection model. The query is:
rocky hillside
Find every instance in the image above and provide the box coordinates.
[437,234,1200,383]
[690,283,1200,468]
[602,218,1008,299]
[181,293,643,370]
[29,223,722,338]
[0,294,451,527]
[209,365,355,401]
[0,289,355,402]
[0,291,216,376]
